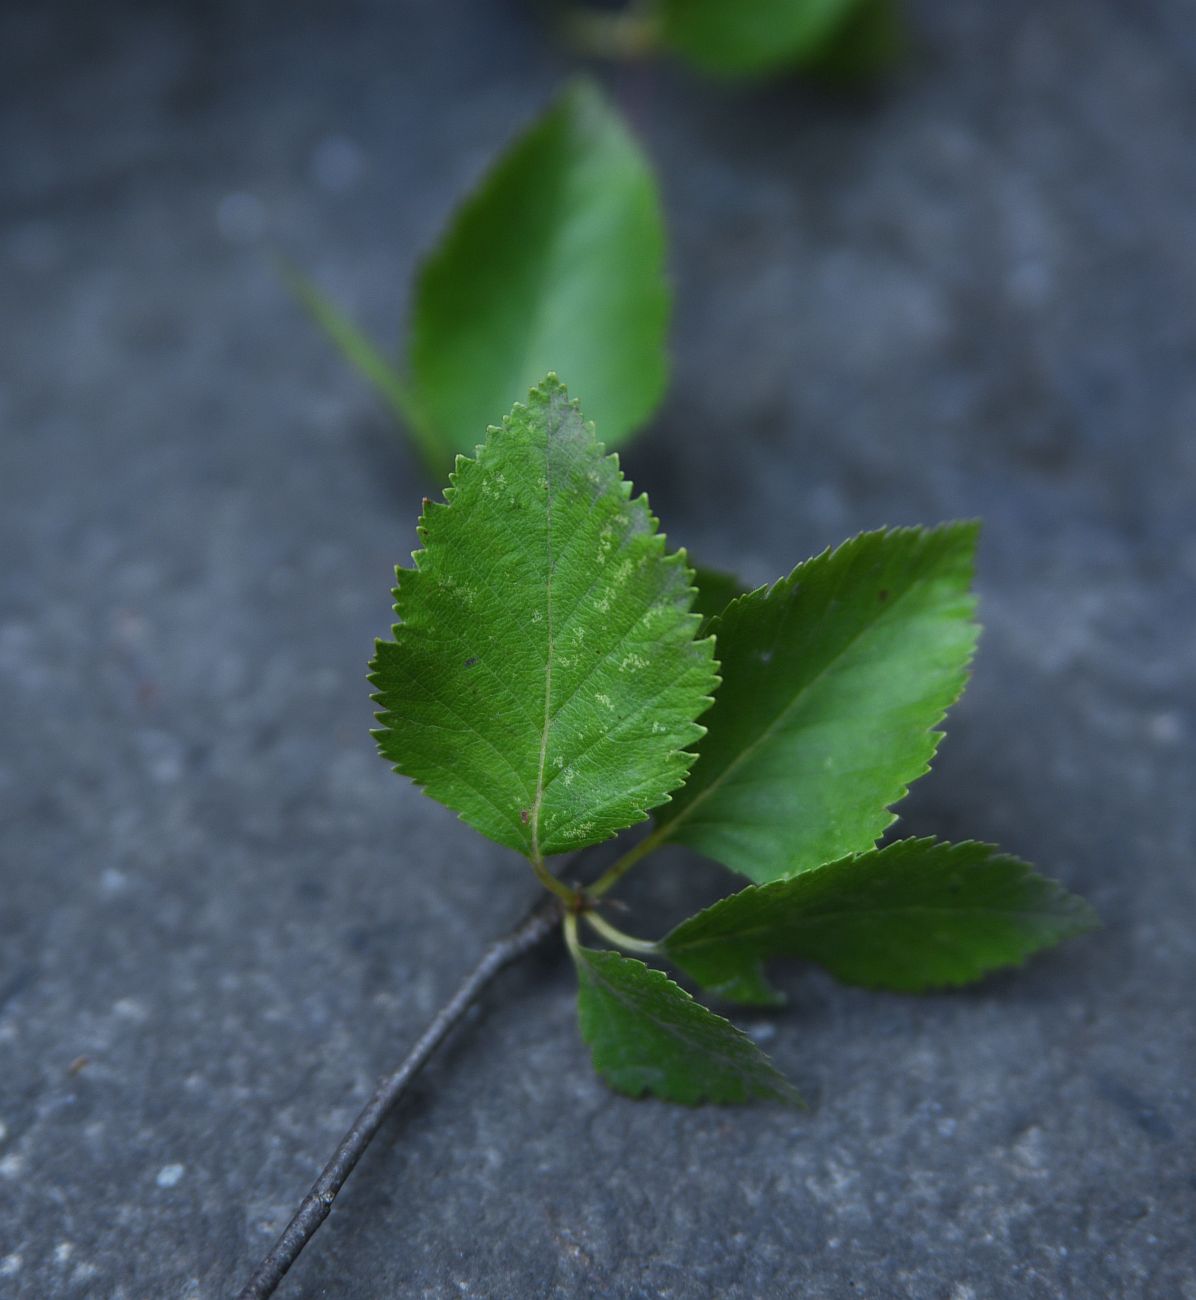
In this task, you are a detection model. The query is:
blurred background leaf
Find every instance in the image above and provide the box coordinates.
[290,79,670,474]
[560,0,903,81]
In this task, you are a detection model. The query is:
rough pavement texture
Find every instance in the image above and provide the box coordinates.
[1,2,1193,1297]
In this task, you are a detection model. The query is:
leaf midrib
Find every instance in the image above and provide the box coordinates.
[529,428,557,860]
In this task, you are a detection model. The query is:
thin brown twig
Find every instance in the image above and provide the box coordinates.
[235,893,563,1299]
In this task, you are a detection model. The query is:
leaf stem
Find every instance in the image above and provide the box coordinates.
[274,254,440,468]
[586,824,667,899]
[531,853,581,905]
[583,909,659,955]
[235,894,562,1300]
[563,909,581,958]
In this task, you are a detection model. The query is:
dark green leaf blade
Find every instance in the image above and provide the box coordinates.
[658,524,980,883]
[812,0,904,80]
[663,838,1099,1001]
[409,80,669,470]
[370,377,717,859]
[691,563,744,636]
[573,944,800,1104]
[659,0,882,78]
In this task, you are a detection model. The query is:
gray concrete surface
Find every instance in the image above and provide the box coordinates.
[1,2,1193,1296]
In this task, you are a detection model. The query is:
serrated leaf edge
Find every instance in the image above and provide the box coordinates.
[661,523,982,872]
[663,836,1101,996]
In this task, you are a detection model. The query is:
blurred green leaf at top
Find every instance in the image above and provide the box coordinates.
[288,78,670,475]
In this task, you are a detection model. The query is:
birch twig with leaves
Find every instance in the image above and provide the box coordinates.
[374,375,1092,1100]
[240,376,1095,1295]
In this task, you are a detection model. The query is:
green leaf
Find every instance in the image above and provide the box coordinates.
[408,79,669,471]
[572,943,800,1104]
[691,564,744,635]
[662,838,1099,1002]
[658,0,884,78]
[810,0,904,80]
[370,377,717,860]
[654,524,979,884]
